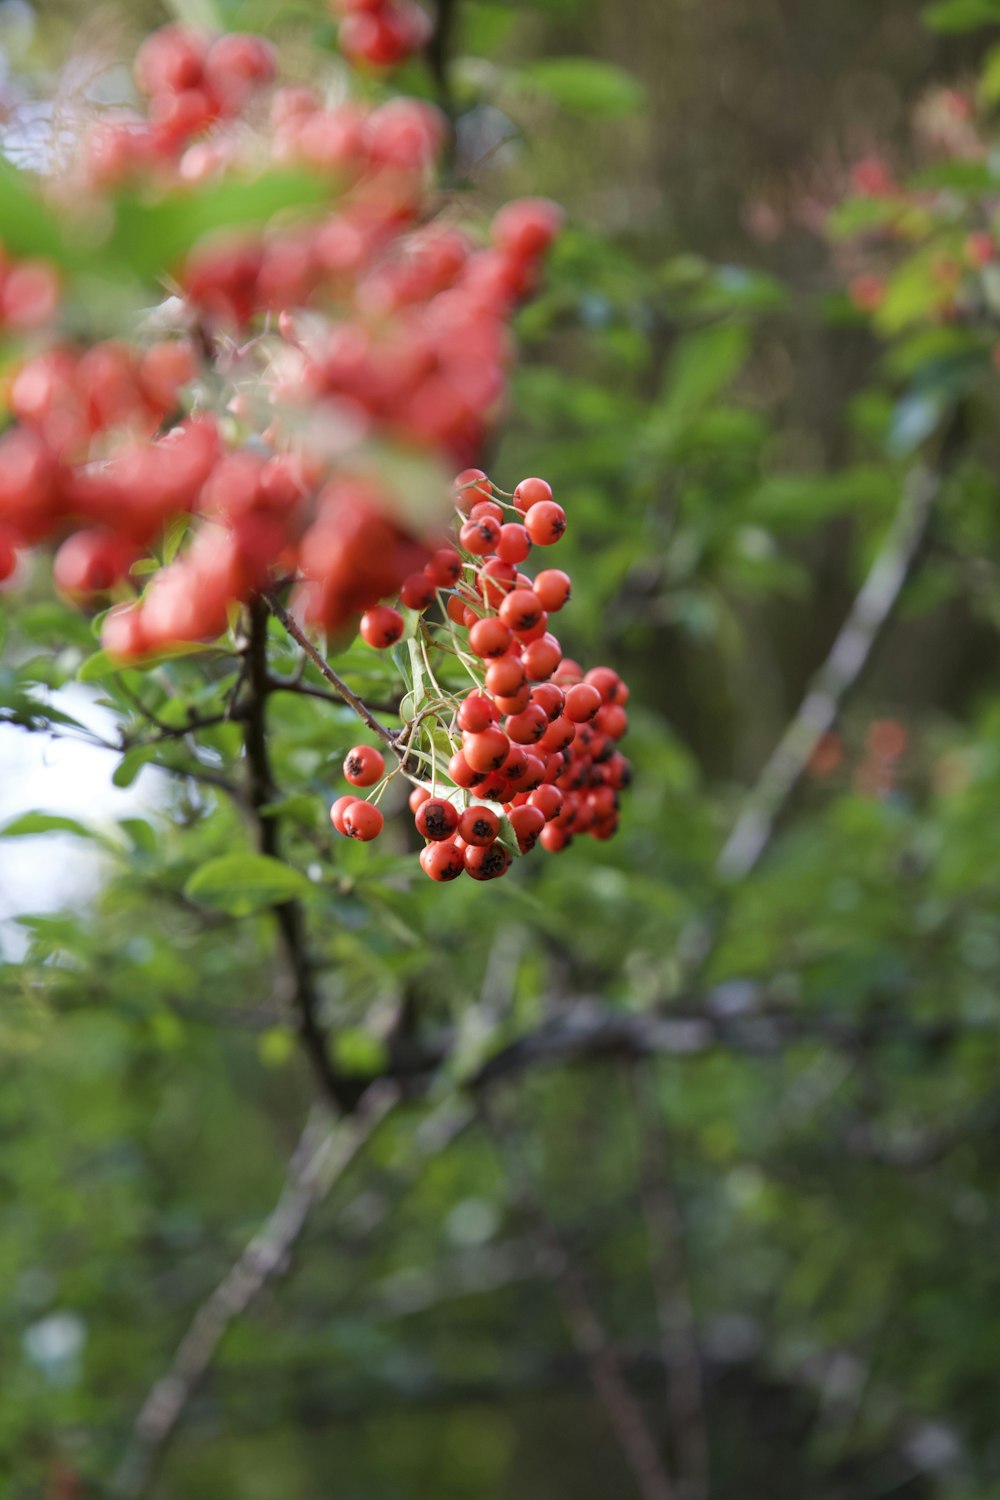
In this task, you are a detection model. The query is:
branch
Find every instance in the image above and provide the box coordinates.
[716,455,947,883]
[243,599,353,1112]
[264,591,401,753]
[112,1084,400,1500]
[425,0,458,119]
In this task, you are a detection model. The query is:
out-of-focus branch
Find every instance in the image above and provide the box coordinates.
[629,1066,709,1500]
[484,1106,674,1500]
[244,599,353,1113]
[425,0,458,119]
[717,450,951,884]
[112,1085,400,1500]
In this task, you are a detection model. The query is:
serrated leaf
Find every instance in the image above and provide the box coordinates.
[184,853,312,914]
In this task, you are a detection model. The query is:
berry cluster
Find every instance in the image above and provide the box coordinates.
[0,22,562,656]
[330,469,631,881]
[331,0,430,69]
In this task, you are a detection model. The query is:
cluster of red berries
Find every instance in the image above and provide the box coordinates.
[329,469,631,880]
[331,0,430,69]
[0,22,562,656]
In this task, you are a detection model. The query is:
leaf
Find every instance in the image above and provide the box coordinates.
[184,853,312,913]
[648,322,751,451]
[332,1027,389,1077]
[112,747,158,789]
[78,642,207,682]
[924,0,1000,30]
[1,812,96,839]
[522,58,646,118]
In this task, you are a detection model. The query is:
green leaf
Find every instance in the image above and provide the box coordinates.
[184,853,312,914]
[332,1027,389,1078]
[522,58,646,118]
[112,747,157,789]
[924,0,1000,31]
[1,812,96,839]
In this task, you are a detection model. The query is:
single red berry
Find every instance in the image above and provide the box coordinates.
[529,784,563,821]
[494,686,533,716]
[469,499,504,526]
[531,682,565,721]
[409,785,431,814]
[420,840,465,881]
[360,605,404,649]
[533,569,571,612]
[496,522,531,564]
[453,467,492,514]
[513,476,552,513]
[460,516,501,554]
[525,501,566,546]
[464,842,512,880]
[330,793,358,834]
[485,655,525,697]
[463,726,510,773]
[585,666,628,704]
[508,752,546,792]
[344,744,386,787]
[343,800,384,841]
[505,703,548,745]
[522,635,562,682]
[540,715,576,753]
[458,806,500,846]
[449,750,486,789]
[469,616,512,659]
[447,592,470,625]
[540,821,571,853]
[457,692,499,733]
[564,682,602,724]
[554,657,584,686]
[501,743,530,781]
[596,703,628,740]
[426,547,463,586]
[416,797,460,841]
[401,572,436,610]
[499,587,543,633]
[479,557,517,608]
[509,803,545,853]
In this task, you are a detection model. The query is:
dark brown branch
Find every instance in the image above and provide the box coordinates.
[244,599,353,1113]
[112,1086,400,1500]
[263,591,402,753]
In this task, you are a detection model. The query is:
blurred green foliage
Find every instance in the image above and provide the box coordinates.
[4,2,1000,1499]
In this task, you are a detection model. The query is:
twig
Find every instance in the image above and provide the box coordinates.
[482,1103,674,1500]
[243,599,353,1112]
[716,457,945,883]
[112,1084,400,1499]
[263,591,401,753]
[628,1066,709,1500]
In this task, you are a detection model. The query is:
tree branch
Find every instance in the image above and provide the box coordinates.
[716,452,950,884]
[112,1084,400,1500]
[243,599,353,1112]
[263,591,402,754]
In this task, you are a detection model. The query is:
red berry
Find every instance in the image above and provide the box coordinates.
[469,500,504,526]
[0,525,17,583]
[453,467,492,514]
[492,198,563,260]
[529,784,563,821]
[463,727,510,773]
[360,605,404,649]
[540,715,576,753]
[343,800,384,841]
[458,806,500,846]
[457,692,499,733]
[449,750,486,789]
[401,572,436,610]
[513,476,552,513]
[596,703,628,740]
[505,703,548,745]
[493,686,532,716]
[496,522,531,564]
[522,634,562,682]
[564,682,602,723]
[416,797,460,841]
[420,840,465,881]
[585,666,628,704]
[525,501,566,546]
[531,682,565,721]
[460,516,500,554]
[533,569,571,613]
[426,547,462,586]
[485,655,525,698]
[344,743,386,787]
[479,557,517,608]
[540,821,571,853]
[330,793,358,833]
[409,785,431,813]
[499,587,543,633]
[509,803,545,853]
[464,842,512,880]
[469,616,512,659]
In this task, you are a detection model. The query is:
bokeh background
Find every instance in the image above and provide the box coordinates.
[4,1,1000,1497]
